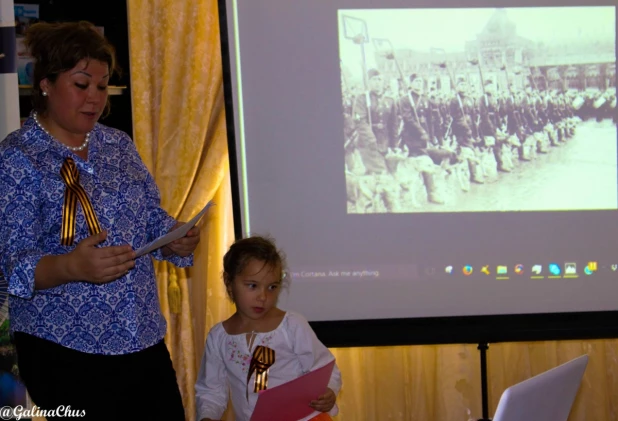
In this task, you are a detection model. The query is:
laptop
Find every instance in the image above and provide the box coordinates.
[493,354,588,421]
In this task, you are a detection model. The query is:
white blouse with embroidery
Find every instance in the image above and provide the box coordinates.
[195,311,342,421]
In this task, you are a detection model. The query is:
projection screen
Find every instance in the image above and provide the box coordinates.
[218,0,618,346]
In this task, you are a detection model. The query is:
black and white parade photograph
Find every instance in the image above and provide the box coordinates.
[340,7,617,214]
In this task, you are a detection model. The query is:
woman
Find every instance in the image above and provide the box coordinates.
[0,21,199,420]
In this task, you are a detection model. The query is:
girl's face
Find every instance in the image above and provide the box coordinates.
[227,258,282,321]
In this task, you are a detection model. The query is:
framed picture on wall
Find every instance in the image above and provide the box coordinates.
[14,3,39,85]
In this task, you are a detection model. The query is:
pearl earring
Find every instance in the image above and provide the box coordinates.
[42,91,48,96]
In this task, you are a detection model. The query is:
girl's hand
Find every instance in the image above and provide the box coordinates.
[310,387,336,412]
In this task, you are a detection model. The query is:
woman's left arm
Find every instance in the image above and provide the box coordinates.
[161,222,200,257]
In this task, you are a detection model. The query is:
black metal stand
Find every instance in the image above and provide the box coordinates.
[477,342,491,421]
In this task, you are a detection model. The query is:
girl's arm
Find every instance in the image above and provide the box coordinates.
[195,330,229,421]
[289,313,342,412]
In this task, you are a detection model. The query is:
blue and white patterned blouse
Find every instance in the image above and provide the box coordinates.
[0,117,193,355]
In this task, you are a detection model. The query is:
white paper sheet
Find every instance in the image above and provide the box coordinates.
[135,201,214,257]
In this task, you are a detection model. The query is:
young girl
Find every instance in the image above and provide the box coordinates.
[195,236,342,421]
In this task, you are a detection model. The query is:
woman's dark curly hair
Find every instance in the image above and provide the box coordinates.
[24,21,119,117]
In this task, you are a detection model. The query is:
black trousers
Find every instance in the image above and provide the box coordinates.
[13,332,185,421]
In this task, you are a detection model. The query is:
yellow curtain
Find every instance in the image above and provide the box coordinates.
[127,0,233,420]
[330,339,618,420]
[126,1,618,420]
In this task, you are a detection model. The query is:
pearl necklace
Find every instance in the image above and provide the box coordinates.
[32,112,91,152]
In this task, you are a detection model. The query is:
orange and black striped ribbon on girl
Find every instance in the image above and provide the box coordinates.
[60,157,102,246]
[247,345,275,398]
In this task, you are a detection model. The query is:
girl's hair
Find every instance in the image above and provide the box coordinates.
[223,235,290,298]
[24,21,119,117]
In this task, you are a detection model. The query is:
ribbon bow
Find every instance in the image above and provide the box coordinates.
[247,345,275,397]
[60,157,102,246]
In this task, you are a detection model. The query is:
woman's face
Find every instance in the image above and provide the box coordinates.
[40,59,109,135]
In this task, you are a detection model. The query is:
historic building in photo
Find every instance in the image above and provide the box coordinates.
[371,8,615,94]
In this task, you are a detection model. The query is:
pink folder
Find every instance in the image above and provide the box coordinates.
[250,360,335,421]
